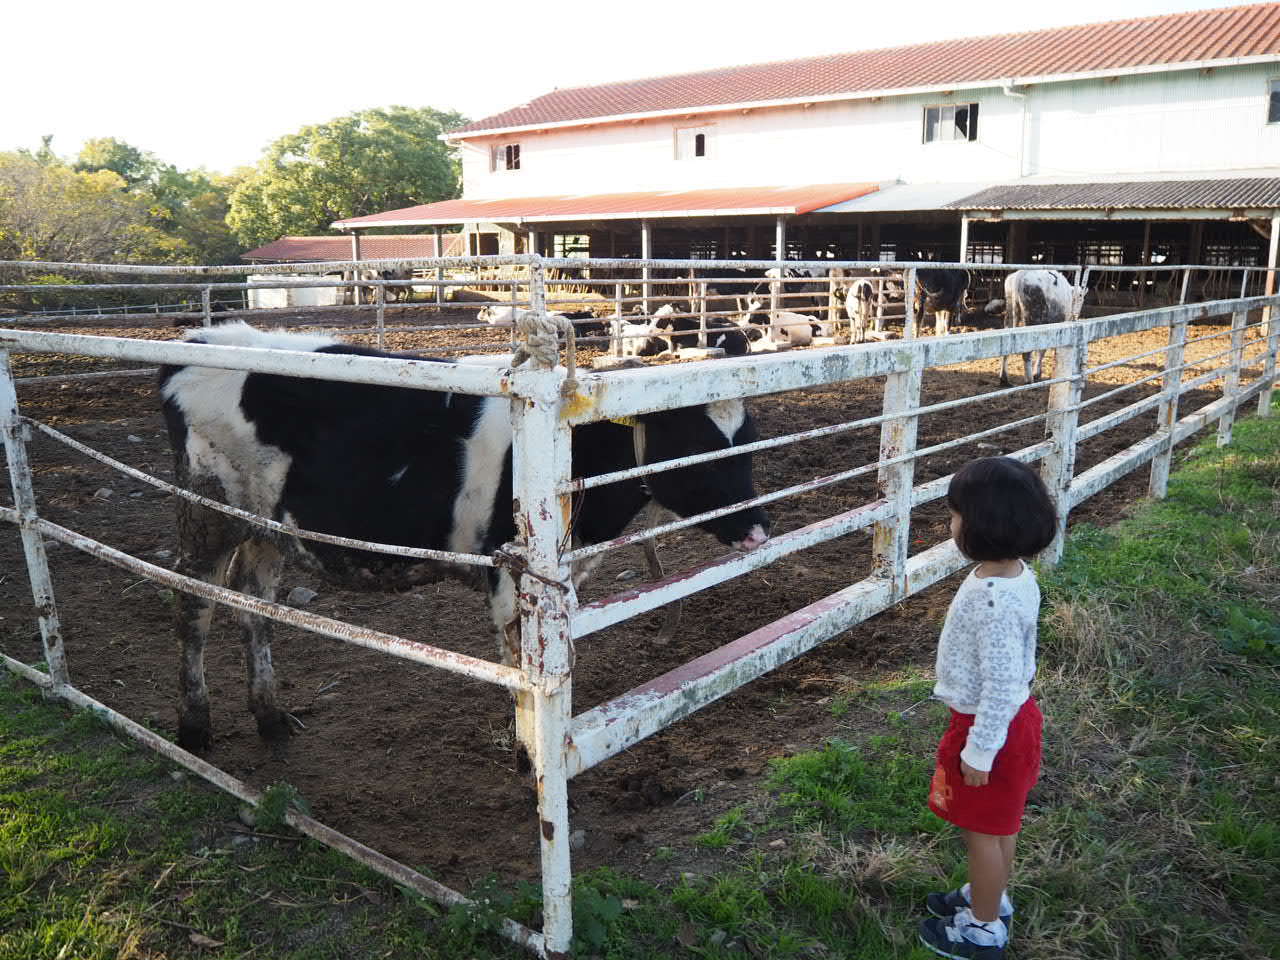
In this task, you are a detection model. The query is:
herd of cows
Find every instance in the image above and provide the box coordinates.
[155,263,1075,759]
[479,266,1075,386]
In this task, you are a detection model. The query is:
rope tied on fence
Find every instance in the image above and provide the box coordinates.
[511,308,578,396]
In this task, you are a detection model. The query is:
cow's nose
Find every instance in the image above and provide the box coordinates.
[733,524,769,552]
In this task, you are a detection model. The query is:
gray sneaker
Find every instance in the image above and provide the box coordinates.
[919,915,1006,960]
[926,888,1012,932]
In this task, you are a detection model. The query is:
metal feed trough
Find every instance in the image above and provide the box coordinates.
[1,253,1277,958]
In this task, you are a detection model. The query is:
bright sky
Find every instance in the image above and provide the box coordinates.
[8,0,1237,174]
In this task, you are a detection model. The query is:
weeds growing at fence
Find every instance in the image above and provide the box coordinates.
[1,399,1277,958]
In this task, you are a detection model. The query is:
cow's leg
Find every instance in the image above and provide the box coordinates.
[172,488,242,753]
[229,538,289,743]
[490,570,533,772]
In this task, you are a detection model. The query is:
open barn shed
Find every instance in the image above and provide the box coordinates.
[328,3,1280,308]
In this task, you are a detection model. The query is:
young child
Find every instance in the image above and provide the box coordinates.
[918,456,1057,960]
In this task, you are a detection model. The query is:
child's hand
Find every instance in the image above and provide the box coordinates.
[960,760,989,786]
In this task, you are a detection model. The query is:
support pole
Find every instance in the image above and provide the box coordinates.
[1217,309,1248,447]
[870,357,923,601]
[1149,309,1189,498]
[640,219,652,316]
[350,231,363,306]
[434,226,445,308]
[0,351,70,688]
[902,267,917,339]
[772,216,786,322]
[1137,220,1151,308]
[698,281,708,348]
[958,215,970,263]
[375,283,386,350]
[1264,212,1279,339]
[1259,287,1280,418]
[510,258,575,959]
[612,282,623,357]
[1041,323,1088,564]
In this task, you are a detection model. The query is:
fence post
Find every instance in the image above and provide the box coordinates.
[434,226,445,308]
[698,281,708,349]
[1040,323,1088,565]
[375,283,386,351]
[1072,267,1091,320]
[612,282,624,357]
[1259,304,1280,417]
[871,356,923,599]
[1149,309,1190,499]
[902,268,917,339]
[509,257,575,959]
[201,286,212,327]
[1217,309,1248,447]
[509,280,519,348]
[0,351,70,689]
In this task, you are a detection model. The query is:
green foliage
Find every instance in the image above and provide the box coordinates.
[769,736,943,838]
[696,806,750,848]
[572,882,624,952]
[254,781,311,832]
[74,137,156,187]
[227,105,466,246]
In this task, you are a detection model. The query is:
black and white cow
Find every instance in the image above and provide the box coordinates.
[357,268,414,303]
[1001,269,1075,385]
[158,323,770,756]
[649,303,752,356]
[914,269,970,331]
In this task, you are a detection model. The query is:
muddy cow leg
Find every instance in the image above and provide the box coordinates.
[489,569,532,773]
[230,538,289,743]
[173,491,242,753]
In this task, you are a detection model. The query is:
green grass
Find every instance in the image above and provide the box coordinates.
[2,398,1278,958]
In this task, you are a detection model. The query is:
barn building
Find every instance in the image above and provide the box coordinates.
[333,3,1280,302]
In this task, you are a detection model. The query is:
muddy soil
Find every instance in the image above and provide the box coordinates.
[0,306,1266,890]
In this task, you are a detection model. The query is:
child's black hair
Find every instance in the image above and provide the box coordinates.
[946,457,1057,561]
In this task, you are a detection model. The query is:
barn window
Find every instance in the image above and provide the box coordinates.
[675,126,713,160]
[1269,79,1280,123]
[492,143,521,171]
[553,234,590,258]
[923,103,979,143]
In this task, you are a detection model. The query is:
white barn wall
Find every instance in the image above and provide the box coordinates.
[457,63,1280,201]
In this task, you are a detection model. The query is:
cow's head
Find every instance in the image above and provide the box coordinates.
[641,399,770,551]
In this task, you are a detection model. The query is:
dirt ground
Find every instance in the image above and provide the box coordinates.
[0,304,1269,892]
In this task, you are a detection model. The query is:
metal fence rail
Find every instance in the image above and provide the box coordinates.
[1,253,1277,959]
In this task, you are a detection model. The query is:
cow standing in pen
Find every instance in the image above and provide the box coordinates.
[914,269,970,333]
[158,323,770,762]
[1001,269,1076,385]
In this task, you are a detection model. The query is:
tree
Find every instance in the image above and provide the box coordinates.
[227,106,466,247]
[0,151,165,263]
[74,137,158,187]
[71,138,243,264]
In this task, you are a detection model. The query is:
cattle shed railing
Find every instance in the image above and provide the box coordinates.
[2,253,1278,958]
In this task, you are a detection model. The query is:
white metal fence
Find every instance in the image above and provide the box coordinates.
[1,254,1277,958]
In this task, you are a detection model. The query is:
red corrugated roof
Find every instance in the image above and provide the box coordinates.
[332,183,880,228]
[452,4,1280,135]
[240,234,464,262]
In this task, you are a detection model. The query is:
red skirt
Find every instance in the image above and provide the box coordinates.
[927,697,1042,836]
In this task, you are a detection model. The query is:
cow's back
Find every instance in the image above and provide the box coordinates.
[1005,270,1071,327]
[159,323,511,578]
